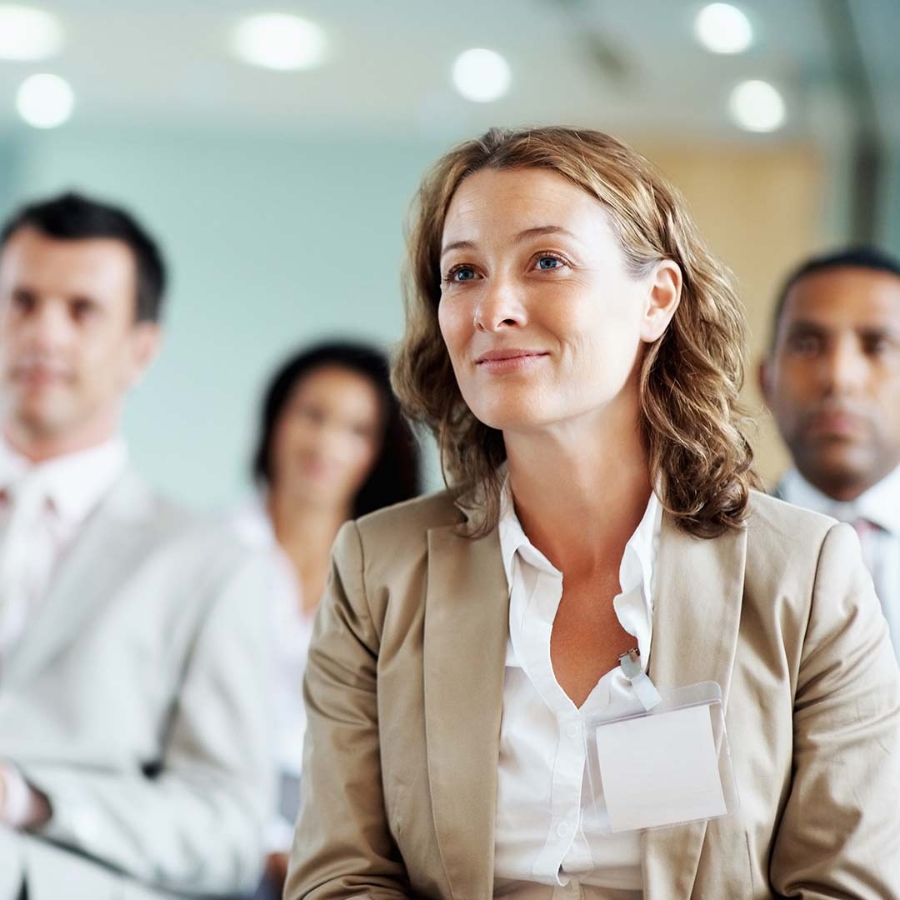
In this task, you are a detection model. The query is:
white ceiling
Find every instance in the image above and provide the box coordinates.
[0,0,897,142]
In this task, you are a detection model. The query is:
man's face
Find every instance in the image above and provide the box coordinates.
[762,266,900,500]
[0,228,160,450]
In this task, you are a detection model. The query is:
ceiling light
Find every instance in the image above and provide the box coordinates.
[16,73,74,128]
[452,48,512,103]
[728,80,786,132]
[230,13,327,71]
[0,4,64,60]
[694,3,753,54]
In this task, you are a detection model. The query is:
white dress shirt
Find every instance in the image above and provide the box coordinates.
[0,435,127,826]
[0,436,127,664]
[777,466,900,658]
[493,482,662,899]
[228,494,315,851]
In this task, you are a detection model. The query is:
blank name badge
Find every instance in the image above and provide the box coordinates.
[588,681,738,833]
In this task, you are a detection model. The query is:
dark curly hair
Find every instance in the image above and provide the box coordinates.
[253,341,421,518]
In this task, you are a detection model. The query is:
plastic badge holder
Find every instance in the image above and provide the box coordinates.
[584,681,739,834]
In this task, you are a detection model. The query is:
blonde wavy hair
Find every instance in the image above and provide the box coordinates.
[393,127,757,538]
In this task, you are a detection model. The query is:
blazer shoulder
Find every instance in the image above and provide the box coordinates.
[336,489,465,590]
[355,488,464,545]
[743,489,843,590]
[746,488,837,545]
[105,468,192,535]
[112,471,265,587]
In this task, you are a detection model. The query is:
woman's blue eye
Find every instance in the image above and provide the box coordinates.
[538,256,561,269]
[454,267,476,281]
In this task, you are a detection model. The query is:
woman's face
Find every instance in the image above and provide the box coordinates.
[270,364,384,510]
[437,167,680,437]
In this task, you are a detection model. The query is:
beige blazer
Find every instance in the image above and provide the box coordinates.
[286,488,900,900]
[0,470,274,900]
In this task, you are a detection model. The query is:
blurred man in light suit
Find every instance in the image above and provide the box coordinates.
[0,193,272,900]
[761,247,900,658]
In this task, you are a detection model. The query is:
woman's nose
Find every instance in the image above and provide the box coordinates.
[472,276,527,332]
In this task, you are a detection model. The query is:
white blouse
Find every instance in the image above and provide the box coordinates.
[228,494,315,850]
[493,483,661,899]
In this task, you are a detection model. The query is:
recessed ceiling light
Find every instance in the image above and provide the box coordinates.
[452,48,512,103]
[694,3,753,55]
[230,13,327,71]
[16,73,75,128]
[0,4,64,61]
[729,80,786,132]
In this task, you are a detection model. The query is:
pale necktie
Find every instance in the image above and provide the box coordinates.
[851,518,878,574]
[0,474,51,662]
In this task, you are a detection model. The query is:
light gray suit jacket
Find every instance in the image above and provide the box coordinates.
[0,470,274,900]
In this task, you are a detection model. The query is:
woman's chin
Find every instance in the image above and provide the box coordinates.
[470,404,554,434]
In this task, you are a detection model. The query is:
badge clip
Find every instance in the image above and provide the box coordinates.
[618,648,662,710]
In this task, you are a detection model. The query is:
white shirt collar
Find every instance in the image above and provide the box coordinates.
[498,474,661,622]
[779,465,900,536]
[0,436,128,525]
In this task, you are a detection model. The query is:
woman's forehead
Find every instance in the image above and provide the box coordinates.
[441,168,611,248]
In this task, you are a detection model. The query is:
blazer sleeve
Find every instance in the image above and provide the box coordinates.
[19,547,275,895]
[769,522,900,898]
[284,521,414,900]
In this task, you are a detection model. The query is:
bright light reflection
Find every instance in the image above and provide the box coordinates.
[16,73,75,128]
[0,4,64,60]
[694,3,753,54]
[230,13,327,71]
[729,79,786,132]
[452,48,512,103]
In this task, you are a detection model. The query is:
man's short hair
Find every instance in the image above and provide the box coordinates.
[0,191,167,322]
[768,246,900,353]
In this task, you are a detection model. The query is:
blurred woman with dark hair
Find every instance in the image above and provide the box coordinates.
[230,340,421,898]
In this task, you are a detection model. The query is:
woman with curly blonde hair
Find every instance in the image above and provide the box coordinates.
[286,127,900,899]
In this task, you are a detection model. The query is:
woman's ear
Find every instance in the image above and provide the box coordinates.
[640,260,682,343]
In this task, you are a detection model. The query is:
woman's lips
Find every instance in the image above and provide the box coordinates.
[475,350,549,373]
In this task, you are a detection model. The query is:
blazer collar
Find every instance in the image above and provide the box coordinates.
[3,468,160,684]
[641,511,747,899]
[453,479,488,532]
[424,514,509,900]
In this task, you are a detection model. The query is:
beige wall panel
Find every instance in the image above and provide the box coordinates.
[635,143,824,487]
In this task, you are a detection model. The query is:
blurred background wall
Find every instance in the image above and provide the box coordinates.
[0,0,897,506]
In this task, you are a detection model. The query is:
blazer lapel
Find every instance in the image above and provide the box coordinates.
[5,470,158,685]
[641,514,747,900]
[423,519,509,900]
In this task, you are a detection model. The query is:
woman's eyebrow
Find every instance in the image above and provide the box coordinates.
[513,225,578,243]
[440,239,475,260]
[440,225,579,261]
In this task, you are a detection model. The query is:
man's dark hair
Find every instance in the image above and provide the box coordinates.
[252,340,422,518]
[0,191,166,322]
[769,246,900,353]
